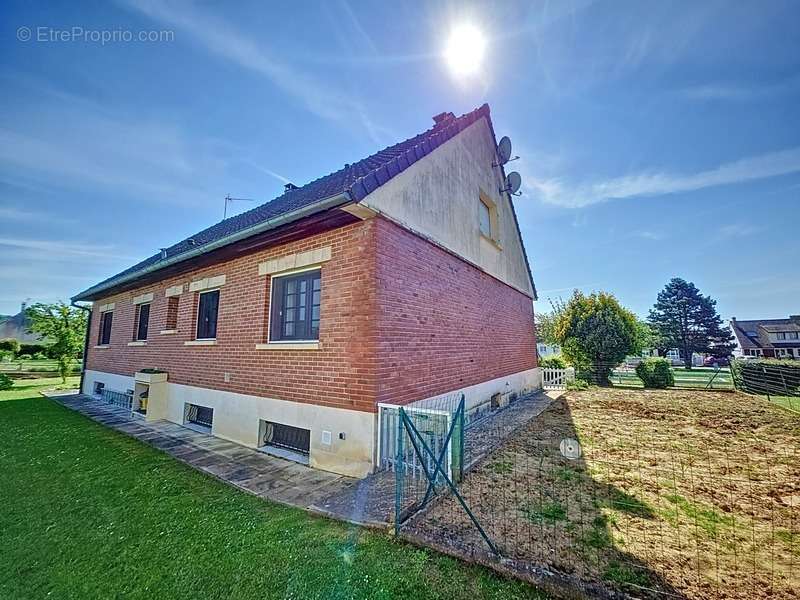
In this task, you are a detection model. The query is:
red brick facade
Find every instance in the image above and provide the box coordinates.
[86,220,379,413]
[374,218,537,405]
[85,216,536,413]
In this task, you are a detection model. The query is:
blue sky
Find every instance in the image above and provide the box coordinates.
[1,0,798,320]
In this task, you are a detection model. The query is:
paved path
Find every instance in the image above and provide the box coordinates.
[313,391,557,526]
[51,393,355,510]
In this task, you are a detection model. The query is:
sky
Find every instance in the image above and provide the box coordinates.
[0,0,798,321]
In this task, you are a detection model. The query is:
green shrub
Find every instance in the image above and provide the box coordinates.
[0,338,21,354]
[32,352,47,360]
[18,343,47,357]
[635,358,675,389]
[566,378,590,391]
[539,355,566,369]
[17,354,32,360]
[731,358,800,395]
[0,373,13,391]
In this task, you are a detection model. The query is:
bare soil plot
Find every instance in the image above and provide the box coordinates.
[409,389,800,599]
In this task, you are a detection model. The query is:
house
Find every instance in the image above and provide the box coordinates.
[730,316,800,359]
[0,302,42,343]
[72,105,540,478]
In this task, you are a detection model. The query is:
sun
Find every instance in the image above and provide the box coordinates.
[444,24,486,78]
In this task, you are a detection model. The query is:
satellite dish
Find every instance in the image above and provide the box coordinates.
[502,171,522,196]
[496,136,512,165]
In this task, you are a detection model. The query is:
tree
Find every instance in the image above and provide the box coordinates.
[0,338,21,361]
[534,297,567,347]
[647,278,735,370]
[25,302,87,383]
[552,290,639,385]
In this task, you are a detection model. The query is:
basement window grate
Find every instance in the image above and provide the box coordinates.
[261,421,310,456]
[186,404,213,430]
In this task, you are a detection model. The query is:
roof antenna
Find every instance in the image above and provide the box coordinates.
[223,194,257,219]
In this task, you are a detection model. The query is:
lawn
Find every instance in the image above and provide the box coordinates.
[410,388,800,599]
[0,378,545,600]
[609,366,734,390]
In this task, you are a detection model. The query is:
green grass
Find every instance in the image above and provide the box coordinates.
[766,395,800,413]
[663,494,735,536]
[520,501,567,524]
[609,367,734,390]
[0,379,545,600]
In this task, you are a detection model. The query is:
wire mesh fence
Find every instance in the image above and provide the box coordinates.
[730,359,800,413]
[396,387,799,600]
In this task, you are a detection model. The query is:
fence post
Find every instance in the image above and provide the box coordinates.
[394,407,404,536]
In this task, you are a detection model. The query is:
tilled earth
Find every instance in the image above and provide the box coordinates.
[409,389,800,599]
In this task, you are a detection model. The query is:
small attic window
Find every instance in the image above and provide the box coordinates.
[479,199,491,237]
[478,191,499,244]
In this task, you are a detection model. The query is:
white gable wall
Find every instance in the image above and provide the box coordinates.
[358,117,534,297]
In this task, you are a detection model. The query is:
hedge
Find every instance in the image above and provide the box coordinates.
[635,358,675,389]
[731,358,800,396]
[539,355,567,369]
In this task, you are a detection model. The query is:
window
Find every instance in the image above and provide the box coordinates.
[777,332,786,340]
[269,269,321,342]
[185,403,213,430]
[134,303,150,341]
[788,331,799,340]
[98,311,113,345]
[165,296,179,330]
[93,381,105,396]
[478,198,492,238]
[260,420,311,456]
[196,290,220,340]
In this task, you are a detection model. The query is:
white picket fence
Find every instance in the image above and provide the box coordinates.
[542,367,575,390]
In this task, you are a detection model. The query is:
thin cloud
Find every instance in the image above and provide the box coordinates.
[527,147,800,207]
[0,205,76,225]
[0,237,138,261]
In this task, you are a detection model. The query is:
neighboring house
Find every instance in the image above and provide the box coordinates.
[730,316,800,359]
[537,342,561,358]
[0,302,41,343]
[72,105,539,478]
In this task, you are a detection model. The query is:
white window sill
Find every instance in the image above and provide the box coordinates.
[93,345,110,349]
[127,341,147,346]
[255,341,320,351]
[184,339,217,346]
[159,329,178,335]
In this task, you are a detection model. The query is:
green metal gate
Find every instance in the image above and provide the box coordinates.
[393,394,498,555]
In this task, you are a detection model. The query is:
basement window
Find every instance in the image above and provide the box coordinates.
[259,420,311,463]
[93,381,105,396]
[269,269,321,342]
[185,403,213,432]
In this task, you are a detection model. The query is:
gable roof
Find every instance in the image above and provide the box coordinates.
[73,104,535,301]
[731,318,800,350]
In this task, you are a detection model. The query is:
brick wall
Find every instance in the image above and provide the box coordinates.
[374,217,537,405]
[85,220,379,413]
[85,215,536,414]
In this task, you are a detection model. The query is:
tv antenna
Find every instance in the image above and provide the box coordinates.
[223,195,257,219]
